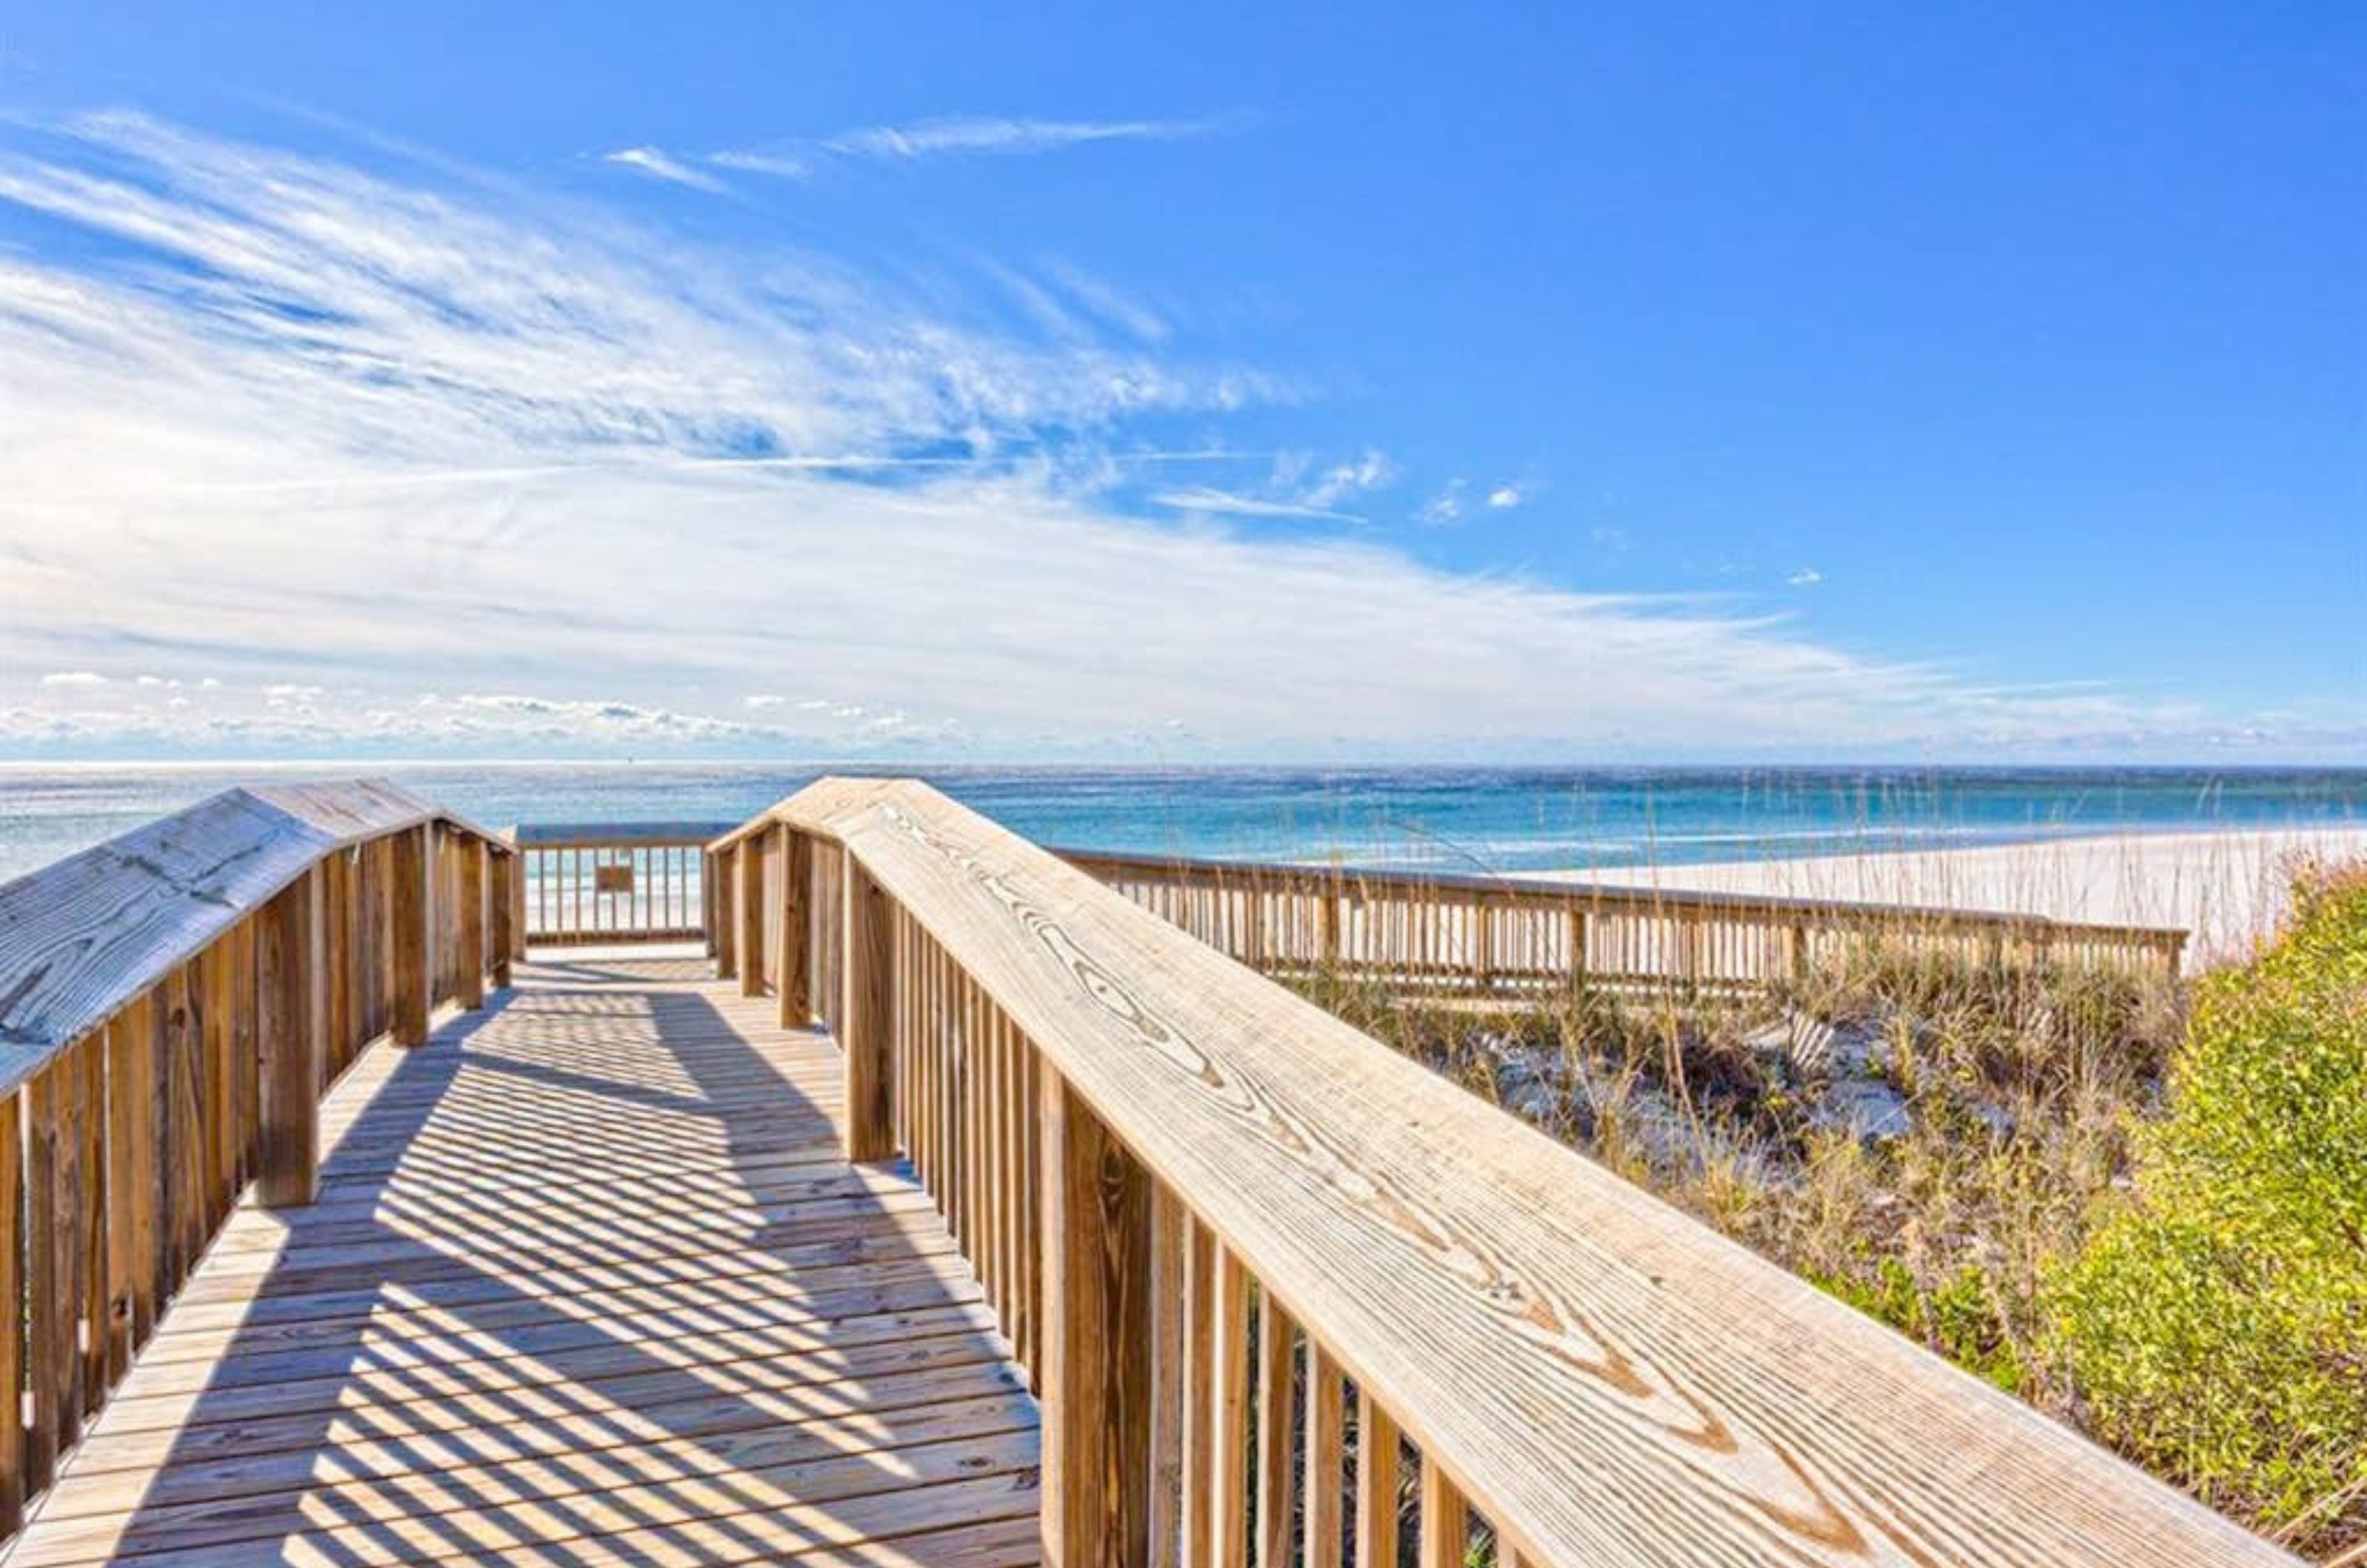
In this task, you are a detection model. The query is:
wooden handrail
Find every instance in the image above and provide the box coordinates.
[1056,847,2189,991]
[1054,845,2189,945]
[715,777,2287,1568]
[0,780,511,1537]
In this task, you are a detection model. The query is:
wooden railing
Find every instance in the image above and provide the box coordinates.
[508,820,732,947]
[0,780,511,1538]
[710,780,2284,1568]
[1058,847,2189,991]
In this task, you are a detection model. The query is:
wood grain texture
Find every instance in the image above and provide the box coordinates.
[752,778,2289,1568]
[0,782,505,1084]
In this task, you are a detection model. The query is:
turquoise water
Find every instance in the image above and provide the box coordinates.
[2,763,2363,886]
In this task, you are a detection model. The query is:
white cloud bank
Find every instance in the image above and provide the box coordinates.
[0,112,2264,760]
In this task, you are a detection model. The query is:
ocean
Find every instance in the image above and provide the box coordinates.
[2,762,2363,886]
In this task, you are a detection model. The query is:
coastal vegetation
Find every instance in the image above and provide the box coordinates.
[1303,859,2367,1561]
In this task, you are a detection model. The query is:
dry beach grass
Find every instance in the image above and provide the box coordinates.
[1296,834,2367,1561]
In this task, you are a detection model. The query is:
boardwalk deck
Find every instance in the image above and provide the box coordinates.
[4,951,1041,1568]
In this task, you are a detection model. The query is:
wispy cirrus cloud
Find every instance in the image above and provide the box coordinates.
[822,114,1230,161]
[631,112,1237,196]
[1156,450,1397,524]
[0,111,2232,760]
[601,144,729,192]
[1149,487,1357,523]
[706,149,811,181]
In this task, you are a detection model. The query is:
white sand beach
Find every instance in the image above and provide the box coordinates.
[1539,826,2367,970]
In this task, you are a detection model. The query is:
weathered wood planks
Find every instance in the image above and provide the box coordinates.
[7,953,1038,1568]
[0,783,507,1078]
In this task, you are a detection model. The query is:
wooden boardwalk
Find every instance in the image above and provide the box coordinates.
[4,952,1041,1568]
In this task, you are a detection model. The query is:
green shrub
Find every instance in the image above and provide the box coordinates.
[1811,1255,2031,1396]
[2044,866,2367,1553]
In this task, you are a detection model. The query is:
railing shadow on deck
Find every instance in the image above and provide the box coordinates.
[23,959,1040,1568]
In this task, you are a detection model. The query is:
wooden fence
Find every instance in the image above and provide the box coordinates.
[0,780,511,1538]
[508,820,732,947]
[709,779,2282,1568]
[1058,847,2189,992]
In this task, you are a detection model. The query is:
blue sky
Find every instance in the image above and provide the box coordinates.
[0,2,2358,760]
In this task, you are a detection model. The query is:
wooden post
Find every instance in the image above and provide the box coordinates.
[1040,1067,1153,1568]
[841,859,897,1163]
[256,867,325,1209]
[389,826,430,1047]
[487,849,513,990]
[712,851,737,980]
[779,826,811,1028]
[737,838,765,1000]
[456,838,486,1011]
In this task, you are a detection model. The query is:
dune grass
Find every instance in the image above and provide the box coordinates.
[1296,865,2364,1561]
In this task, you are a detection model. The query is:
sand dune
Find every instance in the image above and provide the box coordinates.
[1540,826,2367,971]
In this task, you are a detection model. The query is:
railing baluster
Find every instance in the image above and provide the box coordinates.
[1149,1187,1189,1568]
[778,828,811,1026]
[70,1030,106,1424]
[0,1087,21,1538]
[1041,1065,1154,1568]
[842,860,897,1163]
[736,838,763,998]
[1258,1295,1298,1568]
[102,997,155,1360]
[21,1060,63,1489]
[456,839,485,1010]
[1418,1461,1466,1568]
[1212,1245,1252,1568]
[1181,1220,1216,1568]
[1357,1391,1402,1568]
[1306,1343,1345,1568]
[256,867,325,1209]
